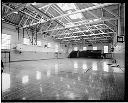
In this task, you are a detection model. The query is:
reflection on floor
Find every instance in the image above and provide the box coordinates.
[2,58,124,100]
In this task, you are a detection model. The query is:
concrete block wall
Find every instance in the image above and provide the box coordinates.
[113,42,125,68]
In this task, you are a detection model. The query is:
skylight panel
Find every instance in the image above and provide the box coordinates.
[57,3,77,11]
[37,41,41,46]
[65,22,75,27]
[23,38,30,45]
[69,13,83,19]
[67,10,83,19]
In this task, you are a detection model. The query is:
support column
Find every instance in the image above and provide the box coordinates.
[118,18,121,36]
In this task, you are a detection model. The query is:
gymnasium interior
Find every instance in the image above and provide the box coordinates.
[1,3,125,100]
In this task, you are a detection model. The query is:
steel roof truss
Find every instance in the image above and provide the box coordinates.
[3,3,27,18]
[103,7,119,17]
[38,3,54,10]
[22,3,118,28]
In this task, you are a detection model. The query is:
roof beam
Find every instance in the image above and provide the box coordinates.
[3,3,28,18]
[58,28,115,35]
[23,16,30,26]
[92,3,100,6]
[38,17,119,33]
[103,23,115,33]
[44,4,51,13]
[103,7,119,17]
[52,4,72,23]
[38,3,54,10]
[2,4,39,22]
[23,3,118,28]
[57,32,113,39]
[93,25,105,33]
[30,4,65,28]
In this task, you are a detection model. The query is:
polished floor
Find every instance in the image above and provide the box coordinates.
[2,58,124,100]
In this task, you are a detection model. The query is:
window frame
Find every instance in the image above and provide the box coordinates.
[2,34,11,49]
[93,47,97,50]
[23,38,30,45]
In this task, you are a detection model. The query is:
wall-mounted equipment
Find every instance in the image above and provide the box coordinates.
[117,36,124,43]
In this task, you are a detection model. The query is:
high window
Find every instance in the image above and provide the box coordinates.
[37,41,41,46]
[47,43,51,47]
[93,47,97,50]
[23,38,30,45]
[74,47,78,51]
[104,46,108,53]
[2,34,11,49]
[83,47,87,50]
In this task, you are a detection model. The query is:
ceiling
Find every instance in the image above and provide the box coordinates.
[2,3,124,44]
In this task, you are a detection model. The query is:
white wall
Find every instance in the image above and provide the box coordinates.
[113,42,125,68]
[2,22,68,61]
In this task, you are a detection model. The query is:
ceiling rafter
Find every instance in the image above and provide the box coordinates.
[49,4,75,36]
[48,6,65,26]
[106,20,117,27]
[93,25,105,33]
[58,28,113,36]
[51,5,72,25]
[18,14,25,26]
[103,7,119,17]
[44,4,52,13]
[22,3,118,28]
[2,3,39,24]
[103,23,116,33]
[74,3,88,32]
[30,4,65,29]
[85,11,105,34]
[50,24,59,36]
[3,3,28,18]
[58,30,114,39]
[38,3,54,10]
[45,21,54,31]
[23,16,30,26]
[38,17,118,33]
[30,13,38,25]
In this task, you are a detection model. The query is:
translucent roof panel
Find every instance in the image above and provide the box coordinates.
[69,13,83,19]
[57,3,77,11]
[65,22,75,27]
[66,10,83,20]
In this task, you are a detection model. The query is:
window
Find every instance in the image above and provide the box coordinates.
[92,62,97,71]
[83,64,87,70]
[69,12,83,19]
[74,47,78,51]
[93,47,97,50]
[74,62,78,68]
[23,38,30,45]
[83,47,87,50]
[47,43,51,47]
[57,3,77,11]
[57,3,83,20]
[55,45,58,52]
[103,62,109,72]
[36,71,41,80]
[22,75,29,84]
[37,41,41,46]
[2,34,11,49]
[104,46,108,53]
